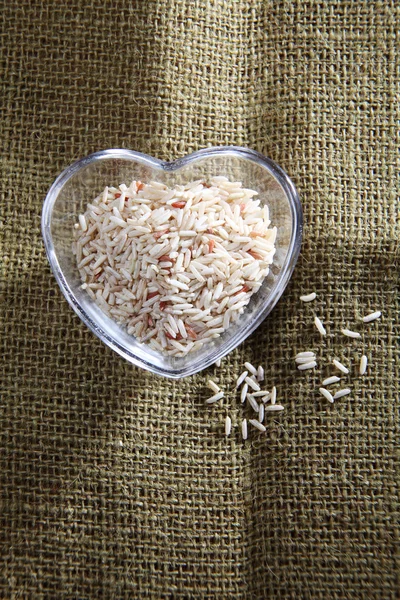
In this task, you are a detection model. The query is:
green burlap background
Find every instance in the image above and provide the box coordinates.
[1,1,399,598]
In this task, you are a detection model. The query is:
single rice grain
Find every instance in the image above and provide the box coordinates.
[296,356,317,364]
[252,390,270,398]
[322,375,341,386]
[359,355,368,375]
[78,214,88,232]
[242,418,248,440]
[295,351,315,359]
[225,416,232,436]
[362,311,381,323]
[236,370,248,388]
[342,328,361,339]
[240,383,248,403]
[333,388,351,400]
[300,292,316,302]
[205,391,224,404]
[297,361,317,371]
[247,395,260,412]
[245,377,260,392]
[332,359,349,374]
[270,386,277,405]
[264,404,284,412]
[319,387,334,403]
[207,380,220,394]
[249,419,266,432]
[244,362,258,377]
[314,316,326,336]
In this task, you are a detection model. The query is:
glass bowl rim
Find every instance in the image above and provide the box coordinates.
[41,145,303,378]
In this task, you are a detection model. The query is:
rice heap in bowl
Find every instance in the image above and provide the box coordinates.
[73,177,276,356]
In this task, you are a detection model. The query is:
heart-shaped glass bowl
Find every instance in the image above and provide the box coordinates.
[42,146,302,378]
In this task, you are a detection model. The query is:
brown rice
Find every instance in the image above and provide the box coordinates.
[73,178,276,356]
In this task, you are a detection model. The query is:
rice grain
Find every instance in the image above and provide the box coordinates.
[240,383,248,403]
[300,292,316,302]
[359,355,368,375]
[249,419,266,432]
[78,214,88,232]
[245,377,261,392]
[270,386,277,405]
[264,405,284,412]
[247,395,260,412]
[342,328,361,339]
[332,359,349,374]
[314,316,326,336]
[205,391,224,404]
[252,390,270,398]
[236,371,248,388]
[322,376,341,386]
[333,388,351,400]
[242,418,248,440]
[296,356,317,364]
[297,361,317,371]
[319,387,334,403]
[295,351,315,359]
[362,311,381,323]
[244,362,258,376]
[207,380,220,394]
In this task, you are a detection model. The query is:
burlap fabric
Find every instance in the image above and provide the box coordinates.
[1,1,399,598]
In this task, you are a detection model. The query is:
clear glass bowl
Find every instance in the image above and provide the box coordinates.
[41,146,302,378]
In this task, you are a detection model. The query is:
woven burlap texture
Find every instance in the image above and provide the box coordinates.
[1,1,399,598]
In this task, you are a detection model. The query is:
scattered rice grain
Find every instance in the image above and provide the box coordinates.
[359,355,368,375]
[252,390,270,398]
[314,316,326,336]
[244,362,258,376]
[236,371,248,388]
[322,376,341,386]
[300,292,316,302]
[319,387,334,403]
[270,386,276,405]
[297,360,317,371]
[332,359,349,374]
[362,311,381,323]
[240,383,248,403]
[296,356,317,364]
[245,377,261,392]
[264,404,284,412]
[342,328,361,339]
[205,391,224,404]
[207,380,220,394]
[249,419,266,432]
[247,395,260,412]
[295,351,315,359]
[333,388,351,400]
[242,419,248,440]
